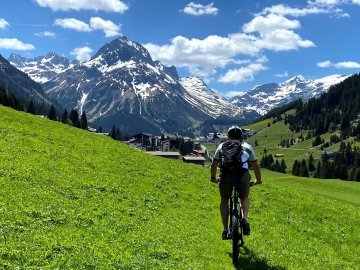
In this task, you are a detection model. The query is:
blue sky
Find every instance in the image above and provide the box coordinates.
[1,0,360,98]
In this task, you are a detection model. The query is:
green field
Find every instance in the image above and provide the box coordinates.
[0,105,359,269]
[242,119,358,172]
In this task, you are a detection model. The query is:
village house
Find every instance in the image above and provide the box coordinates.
[129,133,162,147]
[211,133,227,146]
[182,156,206,166]
[148,151,181,159]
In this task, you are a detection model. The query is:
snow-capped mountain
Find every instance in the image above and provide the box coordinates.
[231,74,349,115]
[38,36,244,135]
[0,54,59,110]
[9,52,77,84]
[179,77,242,118]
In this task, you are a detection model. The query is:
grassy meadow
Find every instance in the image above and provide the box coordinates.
[0,105,359,269]
[243,119,358,172]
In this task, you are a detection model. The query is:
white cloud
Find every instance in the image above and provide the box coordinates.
[0,38,35,50]
[35,31,56,37]
[335,61,360,68]
[182,2,219,16]
[309,0,344,5]
[90,17,120,37]
[219,63,268,84]
[317,60,332,67]
[35,0,128,13]
[260,3,349,18]
[144,34,260,78]
[145,13,313,81]
[54,18,91,32]
[244,13,301,33]
[317,60,360,68]
[275,71,289,78]
[70,46,93,62]
[54,17,120,37]
[308,0,360,8]
[146,0,360,84]
[223,91,247,99]
[243,14,315,51]
[0,18,9,29]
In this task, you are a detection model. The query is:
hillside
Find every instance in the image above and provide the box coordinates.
[243,74,360,180]
[0,105,359,269]
[0,54,58,113]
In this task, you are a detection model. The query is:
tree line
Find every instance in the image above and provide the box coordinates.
[292,143,360,181]
[260,154,287,173]
[284,74,360,139]
[1,84,89,131]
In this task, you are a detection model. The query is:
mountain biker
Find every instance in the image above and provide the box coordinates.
[210,126,262,239]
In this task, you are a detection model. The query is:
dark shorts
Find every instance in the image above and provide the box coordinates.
[219,170,251,199]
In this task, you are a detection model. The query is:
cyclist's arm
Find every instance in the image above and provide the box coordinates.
[210,158,219,183]
[250,160,262,185]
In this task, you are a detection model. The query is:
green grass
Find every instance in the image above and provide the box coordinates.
[0,105,359,269]
[243,119,358,171]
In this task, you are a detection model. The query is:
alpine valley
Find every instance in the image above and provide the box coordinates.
[7,36,349,136]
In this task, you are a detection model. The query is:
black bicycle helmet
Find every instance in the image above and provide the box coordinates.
[227,125,243,140]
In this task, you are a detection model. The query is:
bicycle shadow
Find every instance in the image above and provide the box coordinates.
[227,246,287,270]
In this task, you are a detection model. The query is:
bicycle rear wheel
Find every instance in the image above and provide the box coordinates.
[232,212,240,265]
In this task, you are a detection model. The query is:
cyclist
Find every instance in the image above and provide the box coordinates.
[210,126,262,239]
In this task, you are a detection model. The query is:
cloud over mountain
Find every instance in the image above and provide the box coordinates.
[54,17,120,37]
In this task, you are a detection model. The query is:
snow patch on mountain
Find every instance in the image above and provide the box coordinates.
[180,77,242,118]
[231,74,349,115]
[8,52,77,84]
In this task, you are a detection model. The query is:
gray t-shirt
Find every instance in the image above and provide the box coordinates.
[213,141,257,170]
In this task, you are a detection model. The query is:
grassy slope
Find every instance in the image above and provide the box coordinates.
[243,119,357,172]
[0,105,359,269]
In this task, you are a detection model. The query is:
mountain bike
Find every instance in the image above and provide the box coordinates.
[229,179,254,266]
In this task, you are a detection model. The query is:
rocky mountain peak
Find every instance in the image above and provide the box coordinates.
[231,74,349,115]
[8,52,77,84]
[282,75,309,86]
[90,36,153,68]
[8,53,27,67]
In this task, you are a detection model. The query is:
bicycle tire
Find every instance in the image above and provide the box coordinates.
[232,211,240,265]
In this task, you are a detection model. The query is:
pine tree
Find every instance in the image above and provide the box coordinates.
[355,169,360,182]
[179,137,186,155]
[280,159,287,173]
[110,125,116,140]
[308,153,315,172]
[292,160,299,176]
[69,109,79,127]
[314,161,321,178]
[80,111,88,130]
[27,100,36,115]
[48,105,57,121]
[300,159,309,177]
[349,168,355,181]
[62,109,69,124]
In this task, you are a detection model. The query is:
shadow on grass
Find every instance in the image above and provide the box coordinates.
[227,246,286,270]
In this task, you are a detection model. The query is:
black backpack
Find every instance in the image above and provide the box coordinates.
[220,140,244,173]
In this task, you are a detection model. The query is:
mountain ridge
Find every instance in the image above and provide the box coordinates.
[231,74,349,115]
[9,36,246,135]
[7,36,351,135]
[0,54,59,112]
